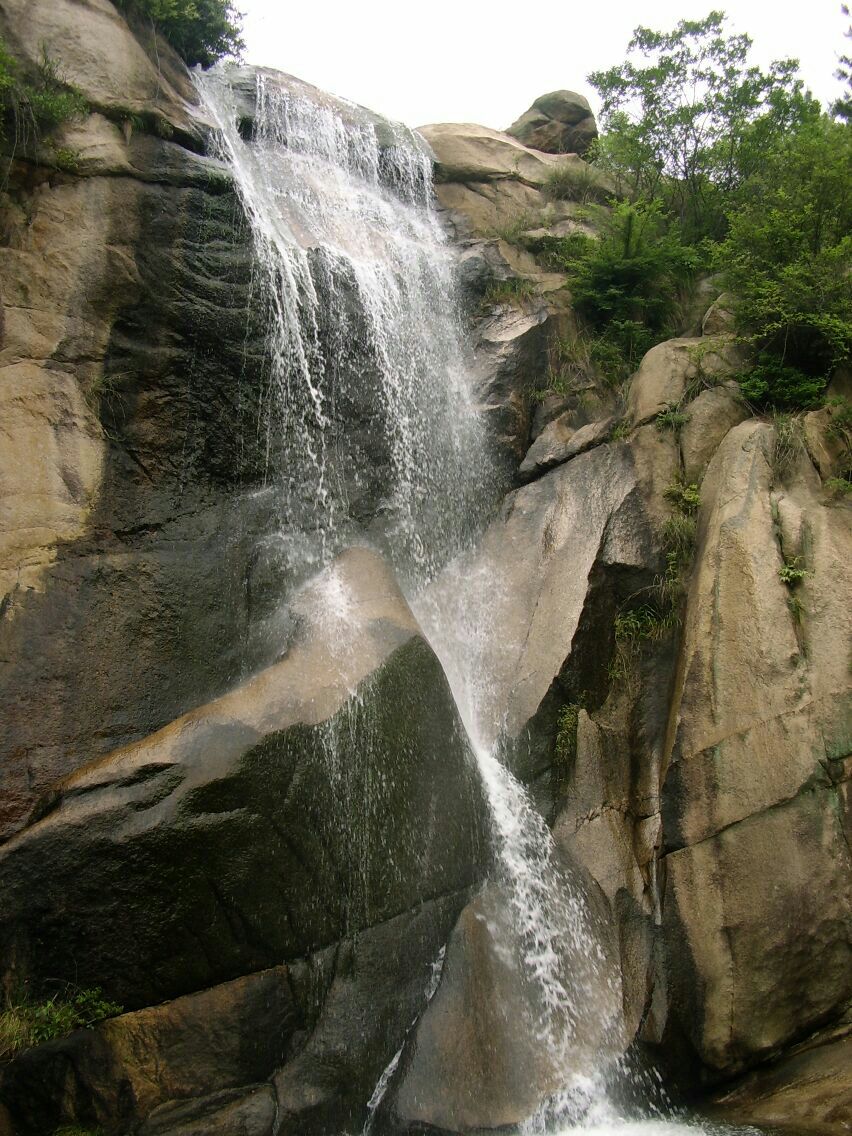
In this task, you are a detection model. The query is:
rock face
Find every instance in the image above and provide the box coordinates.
[1,2,851,1131]
[506,90,598,157]
[659,421,852,1076]
[0,549,489,1130]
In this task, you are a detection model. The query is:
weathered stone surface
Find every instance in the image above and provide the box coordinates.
[472,300,551,465]
[0,549,488,1009]
[0,967,295,1134]
[519,415,615,480]
[707,1031,852,1135]
[626,338,742,426]
[701,292,736,336]
[0,0,206,141]
[663,421,852,849]
[0,148,270,840]
[659,419,852,1075]
[679,382,749,484]
[418,122,565,186]
[803,393,852,482]
[662,789,852,1077]
[506,91,598,156]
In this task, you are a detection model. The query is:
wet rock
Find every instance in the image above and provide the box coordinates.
[0,549,488,1009]
[706,1031,852,1135]
[378,876,620,1133]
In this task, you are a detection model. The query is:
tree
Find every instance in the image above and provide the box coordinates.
[717,115,852,407]
[587,11,813,238]
[115,0,244,68]
[833,4,852,121]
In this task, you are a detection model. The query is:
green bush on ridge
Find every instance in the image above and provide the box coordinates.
[114,0,243,67]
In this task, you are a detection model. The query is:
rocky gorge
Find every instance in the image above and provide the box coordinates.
[0,3,850,1135]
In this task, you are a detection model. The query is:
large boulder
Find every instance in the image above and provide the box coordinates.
[658,421,852,1076]
[0,548,488,1009]
[506,91,598,157]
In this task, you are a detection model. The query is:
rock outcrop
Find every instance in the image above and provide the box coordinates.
[506,90,598,157]
[0,550,488,1131]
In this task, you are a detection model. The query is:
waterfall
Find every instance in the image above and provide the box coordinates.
[195,67,746,1136]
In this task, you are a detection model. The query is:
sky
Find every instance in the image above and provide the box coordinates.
[239,0,849,130]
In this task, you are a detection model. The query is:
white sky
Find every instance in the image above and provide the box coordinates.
[240,0,849,130]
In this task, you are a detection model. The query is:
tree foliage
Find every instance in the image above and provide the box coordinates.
[584,10,852,408]
[588,11,814,239]
[115,0,243,67]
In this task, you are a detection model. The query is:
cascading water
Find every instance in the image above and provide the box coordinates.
[196,66,758,1136]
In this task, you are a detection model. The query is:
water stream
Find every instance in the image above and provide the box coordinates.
[196,66,758,1136]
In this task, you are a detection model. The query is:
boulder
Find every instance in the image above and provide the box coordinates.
[701,292,736,336]
[707,1032,852,1135]
[417,442,651,756]
[378,875,621,1133]
[0,967,294,1134]
[506,91,598,157]
[417,123,566,187]
[659,420,852,1075]
[0,548,488,1009]
[519,415,615,480]
[679,382,749,484]
[626,338,742,427]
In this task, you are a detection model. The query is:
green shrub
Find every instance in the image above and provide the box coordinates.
[664,479,700,515]
[737,355,826,410]
[482,276,536,308]
[778,556,807,587]
[0,986,122,1060]
[656,404,688,433]
[543,162,609,205]
[824,475,852,498]
[0,41,87,147]
[114,0,243,67]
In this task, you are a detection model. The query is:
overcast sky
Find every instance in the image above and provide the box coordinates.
[240,0,849,130]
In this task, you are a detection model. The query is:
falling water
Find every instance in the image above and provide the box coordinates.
[196,67,755,1136]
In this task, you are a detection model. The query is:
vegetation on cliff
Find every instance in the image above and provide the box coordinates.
[114,0,243,66]
[0,39,87,146]
[570,10,852,410]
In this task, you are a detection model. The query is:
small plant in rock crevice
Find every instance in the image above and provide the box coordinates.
[778,555,808,587]
[656,404,688,434]
[769,412,806,482]
[824,475,852,499]
[481,276,537,309]
[0,985,123,1060]
[663,478,700,515]
[0,40,88,154]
